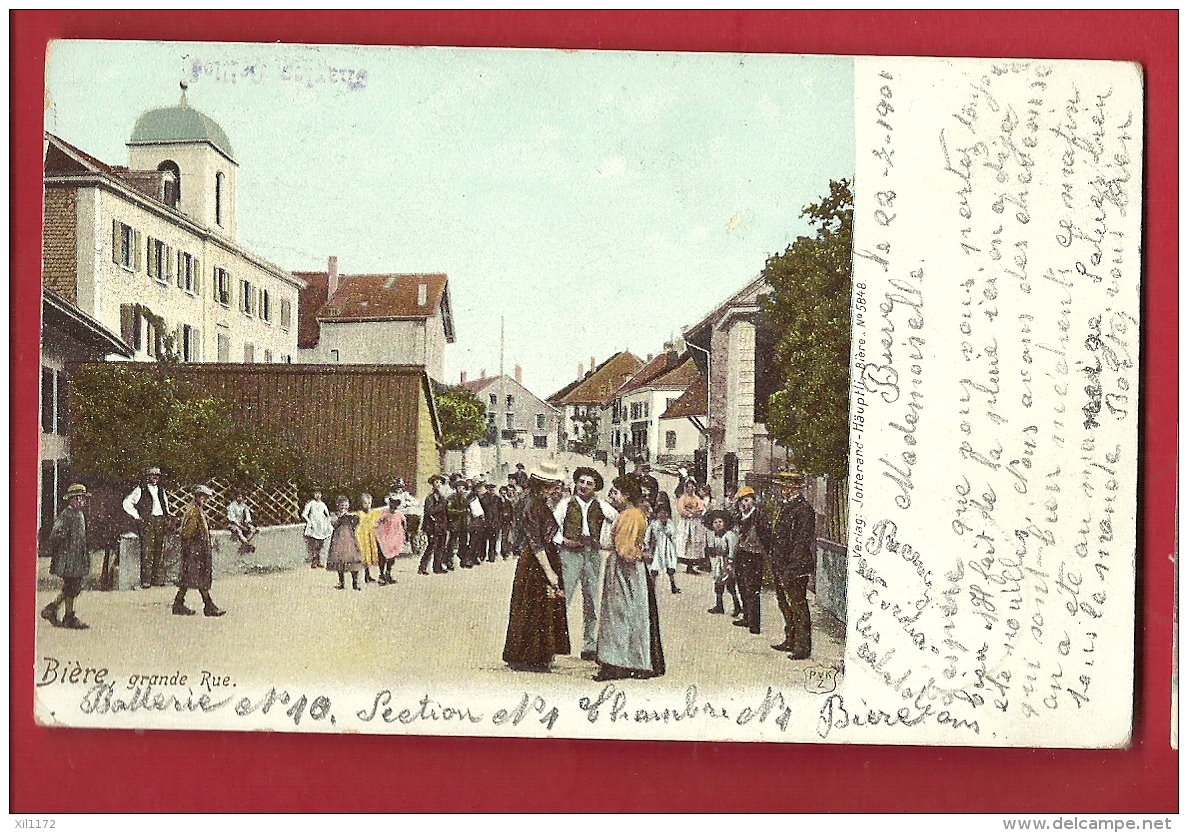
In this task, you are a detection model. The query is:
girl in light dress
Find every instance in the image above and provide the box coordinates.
[646,492,681,595]
[301,489,333,568]
[355,493,383,584]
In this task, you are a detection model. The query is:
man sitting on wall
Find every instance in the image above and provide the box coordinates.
[226,491,258,554]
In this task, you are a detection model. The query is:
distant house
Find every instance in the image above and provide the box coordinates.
[463,368,560,451]
[547,351,644,453]
[659,371,709,475]
[603,345,700,465]
[295,257,456,383]
[42,90,304,366]
[40,289,134,536]
[683,275,789,500]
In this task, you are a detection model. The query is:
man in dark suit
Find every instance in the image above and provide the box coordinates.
[445,477,470,570]
[420,474,449,574]
[731,485,772,635]
[770,472,817,659]
[478,480,501,562]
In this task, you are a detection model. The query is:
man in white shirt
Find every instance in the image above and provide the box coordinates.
[226,491,258,553]
[553,466,618,660]
[122,466,172,588]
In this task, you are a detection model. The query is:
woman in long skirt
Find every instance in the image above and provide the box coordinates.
[675,479,707,573]
[502,463,570,672]
[595,474,665,681]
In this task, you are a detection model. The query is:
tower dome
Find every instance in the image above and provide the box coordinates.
[128,84,235,161]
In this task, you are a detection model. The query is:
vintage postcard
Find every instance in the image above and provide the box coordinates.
[34,41,1141,747]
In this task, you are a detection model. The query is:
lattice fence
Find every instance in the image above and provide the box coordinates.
[197,479,301,528]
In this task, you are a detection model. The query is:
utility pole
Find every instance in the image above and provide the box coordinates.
[496,315,504,476]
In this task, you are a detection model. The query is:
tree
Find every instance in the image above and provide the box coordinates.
[433,384,488,451]
[758,179,853,480]
[69,364,300,488]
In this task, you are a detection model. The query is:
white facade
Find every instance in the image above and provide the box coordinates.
[299,318,446,381]
[63,178,300,364]
[606,387,697,462]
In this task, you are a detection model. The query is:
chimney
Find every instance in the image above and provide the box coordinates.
[646,353,654,363]
[590,355,596,374]
[578,363,584,379]
[480,369,486,380]
[327,256,340,299]
[460,371,467,384]
[514,364,522,385]
[417,282,428,307]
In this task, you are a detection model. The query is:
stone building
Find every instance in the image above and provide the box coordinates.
[463,368,560,451]
[683,275,789,500]
[547,351,644,453]
[603,345,700,465]
[42,89,303,365]
[295,257,456,383]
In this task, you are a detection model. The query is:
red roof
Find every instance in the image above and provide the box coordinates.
[547,351,644,407]
[617,350,693,396]
[660,372,707,419]
[294,272,452,349]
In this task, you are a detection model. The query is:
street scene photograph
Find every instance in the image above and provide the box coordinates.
[35,39,856,740]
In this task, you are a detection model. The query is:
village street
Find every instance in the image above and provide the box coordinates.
[35,537,845,730]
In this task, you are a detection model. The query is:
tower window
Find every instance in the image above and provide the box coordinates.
[157,160,181,208]
[215,172,225,226]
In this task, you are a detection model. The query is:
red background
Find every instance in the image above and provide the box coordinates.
[11,11,1178,813]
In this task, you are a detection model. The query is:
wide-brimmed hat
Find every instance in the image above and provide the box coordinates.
[572,466,604,491]
[528,460,564,484]
[774,471,807,487]
[144,466,162,476]
[734,485,756,501]
[193,484,215,497]
[63,483,90,500]
[703,509,735,531]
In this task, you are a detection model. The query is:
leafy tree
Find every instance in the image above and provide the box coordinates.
[69,364,300,488]
[758,179,853,480]
[433,384,488,451]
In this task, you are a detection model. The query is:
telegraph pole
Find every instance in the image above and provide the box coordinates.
[496,315,504,475]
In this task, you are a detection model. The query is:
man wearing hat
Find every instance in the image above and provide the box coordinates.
[770,472,816,659]
[445,476,471,570]
[732,485,772,635]
[420,474,450,574]
[40,483,93,629]
[122,465,173,588]
[172,484,224,617]
[552,466,617,660]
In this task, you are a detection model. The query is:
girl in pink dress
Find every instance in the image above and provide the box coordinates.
[374,495,407,586]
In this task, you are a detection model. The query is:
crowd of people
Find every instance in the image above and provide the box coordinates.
[41,460,820,670]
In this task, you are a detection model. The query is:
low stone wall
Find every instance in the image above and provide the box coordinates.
[113,523,312,589]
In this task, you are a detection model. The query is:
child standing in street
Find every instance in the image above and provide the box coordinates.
[327,496,364,590]
[646,493,681,595]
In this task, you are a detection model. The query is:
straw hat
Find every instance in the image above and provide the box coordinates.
[528,460,564,484]
[774,471,807,487]
[63,483,90,501]
[193,484,215,497]
[734,485,756,501]
[144,466,162,476]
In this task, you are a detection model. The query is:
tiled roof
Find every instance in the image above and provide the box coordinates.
[320,273,449,321]
[547,351,644,407]
[294,272,451,350]
[44,133,114,175]
[617,350,692,396]
[660,372,707,419]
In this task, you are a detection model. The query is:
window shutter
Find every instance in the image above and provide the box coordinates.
[120,304,133,348]
[254,286,260,317]
[111,220,120,264]
[165,245,174,280]
[213,267,219,301]
[133,230,143,272]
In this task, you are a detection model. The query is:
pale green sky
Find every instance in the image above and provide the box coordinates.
[46,40,854,396]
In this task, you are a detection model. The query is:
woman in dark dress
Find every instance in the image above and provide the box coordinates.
[502,462,570,672]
